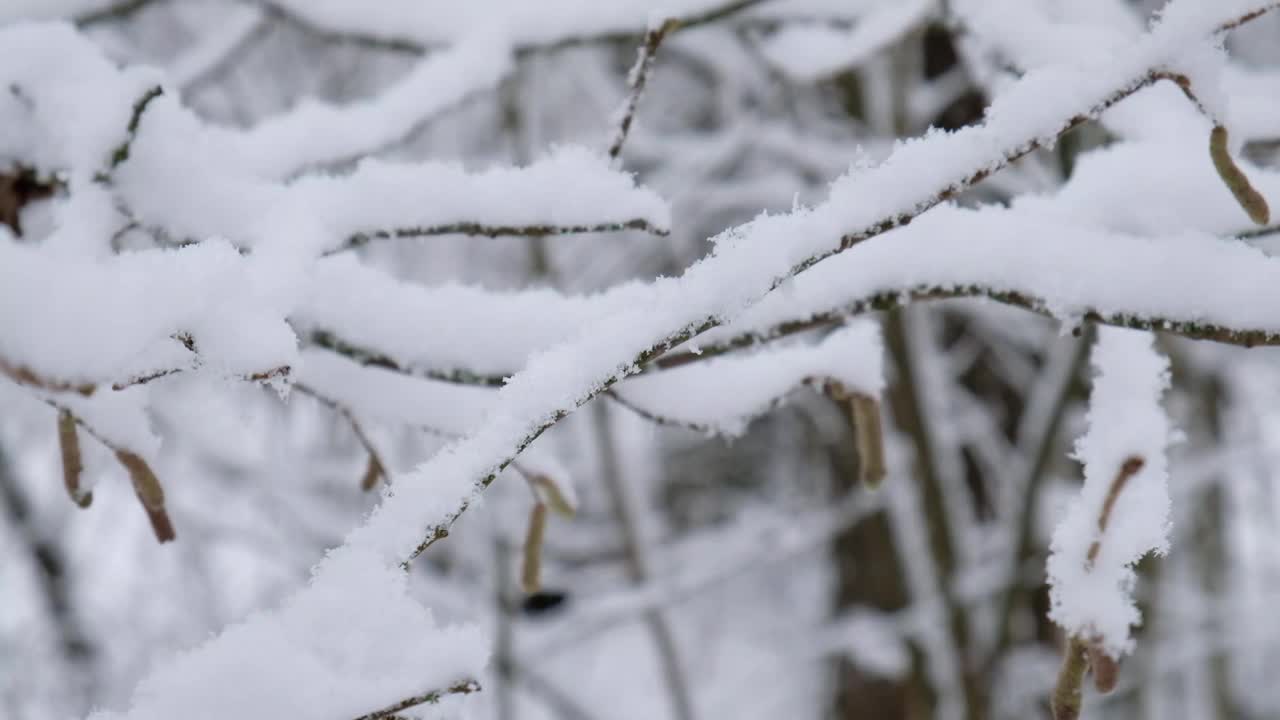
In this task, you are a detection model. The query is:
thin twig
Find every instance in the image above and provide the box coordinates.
[293,383,389,491]
[609,19,680,160]
[593,401,697,720]
[350,679,481,720]
[605,374,847,435]
[334,218,667,255]
[987,330,1093,667]
[307,331,508,387]
[315,276,1280,401]
[98,86,164,181]
[1086,456,1145,567]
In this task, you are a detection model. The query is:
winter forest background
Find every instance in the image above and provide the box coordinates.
[6,1,1280,719]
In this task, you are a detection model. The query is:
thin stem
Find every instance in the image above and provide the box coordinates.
[98,86,164,181]
[334,218,667,255]
[350,680,481,720]
[593,401,698,720]
[1053,636,1090,720]
[293,383,389,490]
[609,19,679,160]
[314,277,1280,401]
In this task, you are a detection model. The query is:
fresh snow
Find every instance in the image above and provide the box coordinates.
[1046,328,1173,658]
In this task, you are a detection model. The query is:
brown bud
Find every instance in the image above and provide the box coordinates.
[1210,125,1270,226]
[1087,641,1120,694]
[114,450,175,543]
[360,452,384,492]
[521,502,548,594]
[850,393,887,489]
[57,410,90,508]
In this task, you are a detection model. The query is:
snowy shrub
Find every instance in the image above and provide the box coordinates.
[4,2,1280,719]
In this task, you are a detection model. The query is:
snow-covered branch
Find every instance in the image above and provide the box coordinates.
[608,18,679,161]
[378,1,1280,571]
[9,1,1280,717]
[1046,328,1174,718]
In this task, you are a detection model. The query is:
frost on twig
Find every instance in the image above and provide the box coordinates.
[350,679,481,720]
[1046,328,1173,718]
[101,85,163,177]
[608,17,679,161]
[293,383,389,491]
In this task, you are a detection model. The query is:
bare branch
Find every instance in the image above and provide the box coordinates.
[605,374,837,434]
[307,331,507,387]
[351,679,481,720]
[335,218,667,254]
[608,19,680,161]
[293,383,389,491]
[0,355,97,396]
[99,85,164,180]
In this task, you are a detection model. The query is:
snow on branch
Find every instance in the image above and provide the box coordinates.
[73,4,1280,717]
[608,17,679,161]
[313,147,671,254]
[0,238,295,391]
[85,548,488,720]
[358,1,1280,570]
[758,0,933,82]
[1,28,666,254]
[213,36,512,178]
[1045,328,1173,718]
[610,321,883,436]
[296,255,653,382]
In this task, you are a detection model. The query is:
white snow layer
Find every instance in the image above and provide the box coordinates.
[85,549,488,720]
[1046,328,1173,658]
[615,321,883,435]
